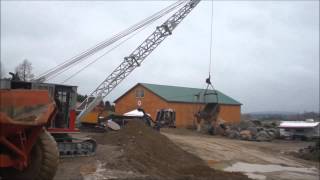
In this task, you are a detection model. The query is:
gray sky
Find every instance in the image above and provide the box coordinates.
[1,1,319,113]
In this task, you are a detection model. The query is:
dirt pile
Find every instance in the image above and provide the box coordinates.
[93,120,250,180]
[293,139,320,161]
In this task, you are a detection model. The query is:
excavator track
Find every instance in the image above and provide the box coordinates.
[52,134,97,158]
[58,138,97,158]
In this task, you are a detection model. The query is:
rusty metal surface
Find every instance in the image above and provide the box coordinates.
[0,89,56,126]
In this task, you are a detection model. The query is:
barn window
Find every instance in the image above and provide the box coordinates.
[136,89,144,98]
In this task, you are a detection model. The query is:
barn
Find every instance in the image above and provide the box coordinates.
[114,83,242,128]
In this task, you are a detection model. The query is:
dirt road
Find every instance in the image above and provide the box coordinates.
[161,128,319,180]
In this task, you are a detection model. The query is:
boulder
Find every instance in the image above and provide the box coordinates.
[267,128,280,138]
[240,130,252,141]
[266,131,275,138]
[247,126,258,136]
[228,130,240,139]
[257,127,265,132]
[238,120,255,130]
[256,131,272,141]
[214,126,226,135]
[252,120,262,126]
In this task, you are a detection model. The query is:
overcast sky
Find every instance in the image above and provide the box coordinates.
[1,1,319,113]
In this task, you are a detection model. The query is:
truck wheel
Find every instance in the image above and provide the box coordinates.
[0,130,59,180]
[34,129,59,180]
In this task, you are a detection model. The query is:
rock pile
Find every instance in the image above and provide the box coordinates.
[224,120,280,141]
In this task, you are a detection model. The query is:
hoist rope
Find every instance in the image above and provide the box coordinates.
[208,0,214,77]
[61,21,153,83]
[202,0,217,105]
[42,1,184,81]
[36,0,186,81]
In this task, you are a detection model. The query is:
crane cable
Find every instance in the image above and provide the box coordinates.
[49,1,186,82]
[203,0,217,103]
[39,1,184,80]
[196,0,219,126]
[49,23,151,82]
[208,0,214,79]
[41,1,184,77]
[36,0,186,81]
[61,21,153,83]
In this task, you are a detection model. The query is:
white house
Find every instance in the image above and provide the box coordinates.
[278,120,320,139]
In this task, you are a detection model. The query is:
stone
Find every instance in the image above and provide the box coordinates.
[256,131,271,141]
[247,126,258,136]
[240,130,252,140]
[228,130,240,139]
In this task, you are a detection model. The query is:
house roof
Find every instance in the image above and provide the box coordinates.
[115,83,241,105]
[278,121,320,128]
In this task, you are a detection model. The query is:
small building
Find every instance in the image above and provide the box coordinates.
[278,121,320,139]
[114,83,242,128]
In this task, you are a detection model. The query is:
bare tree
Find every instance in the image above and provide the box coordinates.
[0,61,4,79]
[15,59,34,81]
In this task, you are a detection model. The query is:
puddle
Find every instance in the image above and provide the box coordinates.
[82,160,107,180]
[245,173,266,180]
[82,160,146,180]
[224,162,317,174]
[223,162,318,180]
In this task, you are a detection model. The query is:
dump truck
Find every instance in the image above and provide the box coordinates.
[0,89,59,179]
[0,79,97,158]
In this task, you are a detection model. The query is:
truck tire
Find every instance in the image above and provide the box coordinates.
[34,129,60,180]
[0,129,59,180]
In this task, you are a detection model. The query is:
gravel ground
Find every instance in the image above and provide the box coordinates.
[54,121,249,180]
[161,128,319,180]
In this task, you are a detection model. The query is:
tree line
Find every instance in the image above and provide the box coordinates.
[2,59,115,109]
[2,59,35,81]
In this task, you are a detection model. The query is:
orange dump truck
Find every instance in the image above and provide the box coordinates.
[0,89,59,179]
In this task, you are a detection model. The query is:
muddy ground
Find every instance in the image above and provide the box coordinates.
[54,121,247,180]
[162,128,319,180]
[54,124,319,180]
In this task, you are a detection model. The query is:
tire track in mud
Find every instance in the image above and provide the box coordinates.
[162,132,309,167]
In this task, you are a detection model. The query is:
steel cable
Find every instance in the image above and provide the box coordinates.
[60,21,153,83]
[36,0,186,81]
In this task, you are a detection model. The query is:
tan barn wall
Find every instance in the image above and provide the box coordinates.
[168,102,204,127]
[219,105,241,124]
[115,84,241,128]
[165,103,241,127]
[115,85,169,120]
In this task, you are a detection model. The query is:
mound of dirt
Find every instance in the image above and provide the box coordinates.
[292,139,320,162]
[93,120,249,180]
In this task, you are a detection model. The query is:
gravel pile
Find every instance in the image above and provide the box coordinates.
[93,120,250,180]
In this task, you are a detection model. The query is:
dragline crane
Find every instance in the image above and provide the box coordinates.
[0,0,203,169]
[77,0,201,122]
